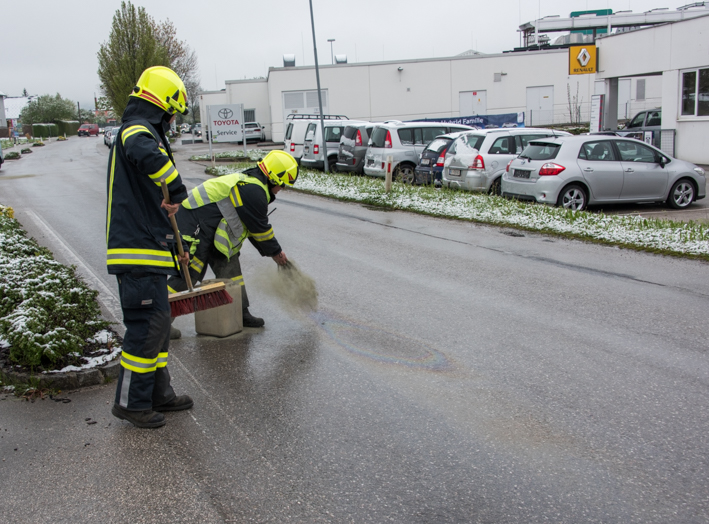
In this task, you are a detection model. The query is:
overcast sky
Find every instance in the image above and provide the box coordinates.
[0,0,697,109]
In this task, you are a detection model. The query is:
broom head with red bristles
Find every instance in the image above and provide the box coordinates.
[168,282,233,318]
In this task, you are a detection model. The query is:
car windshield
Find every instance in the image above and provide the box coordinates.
[424,138,451,154]
[370,127,388,148]
[520,142,561,160]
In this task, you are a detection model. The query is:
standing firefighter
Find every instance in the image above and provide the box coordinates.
[107,66,194,428]
[166,150,298,322]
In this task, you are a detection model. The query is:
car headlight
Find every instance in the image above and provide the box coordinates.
[694,167,706,177]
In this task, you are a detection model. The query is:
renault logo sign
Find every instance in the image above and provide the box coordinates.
[577,48,591,67]
[569,45,597,75]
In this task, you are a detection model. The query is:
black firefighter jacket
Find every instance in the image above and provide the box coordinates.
[105,98,187,276]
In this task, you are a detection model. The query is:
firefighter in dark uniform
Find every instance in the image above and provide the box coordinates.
[166,150,298,315]
[106,66,193,428]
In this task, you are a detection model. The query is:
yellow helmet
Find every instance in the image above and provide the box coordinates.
[258,150,299,187]
[130,66,189,115]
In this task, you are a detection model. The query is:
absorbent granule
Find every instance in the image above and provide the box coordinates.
[251,258,318,312]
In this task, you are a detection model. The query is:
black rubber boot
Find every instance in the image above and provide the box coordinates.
[243,308,265,328]
[153,395,194,412]
[111,404,166,428]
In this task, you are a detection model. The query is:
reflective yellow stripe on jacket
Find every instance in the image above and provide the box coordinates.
[121,125,151,145]
[249,228,275,242]
[107,248,175,268]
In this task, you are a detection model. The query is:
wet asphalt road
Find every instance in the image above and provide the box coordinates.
[1,137,709,523]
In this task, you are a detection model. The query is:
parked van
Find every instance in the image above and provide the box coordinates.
[78,123,99,137]
[301,120,368,171]
[363,121,475,182]
[284,114,348,164]
[336,122,377,174]
[442,127,571,194]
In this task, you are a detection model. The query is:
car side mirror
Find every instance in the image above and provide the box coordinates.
[656,156,666,168]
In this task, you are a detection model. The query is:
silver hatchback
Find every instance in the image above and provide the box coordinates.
[442,128,569,195]
[502,136,706,211]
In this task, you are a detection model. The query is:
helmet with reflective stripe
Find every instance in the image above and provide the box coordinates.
[258,150,299,187]
[130,66,189,116]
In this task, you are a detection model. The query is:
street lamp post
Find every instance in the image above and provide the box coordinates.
[310,1,329,173]
[327,38,335,65]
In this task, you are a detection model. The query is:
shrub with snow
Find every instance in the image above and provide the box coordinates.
[0,213,110,368]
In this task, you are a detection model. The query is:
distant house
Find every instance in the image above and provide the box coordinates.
[4,95,38,128]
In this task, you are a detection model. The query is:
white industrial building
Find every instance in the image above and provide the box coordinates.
[199,4,708,164]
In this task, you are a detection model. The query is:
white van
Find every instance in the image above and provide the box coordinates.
[284,114,348,164]
[301,120,369,171]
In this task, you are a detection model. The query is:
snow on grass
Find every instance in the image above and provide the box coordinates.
[207,161,709,258]
[189,148,266,161]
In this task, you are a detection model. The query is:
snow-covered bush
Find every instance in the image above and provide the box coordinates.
[0,213,110,368]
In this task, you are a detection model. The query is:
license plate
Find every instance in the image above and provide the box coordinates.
[513,169,531,179]
[421,158,430,166]
[449,168,460,176]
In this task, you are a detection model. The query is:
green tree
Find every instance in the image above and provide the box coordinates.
[19,94,76,125]
[97,1,169,119]
[97,2,200,120]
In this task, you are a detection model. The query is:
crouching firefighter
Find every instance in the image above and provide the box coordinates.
[166,150,298,331]
[106,66,194,428]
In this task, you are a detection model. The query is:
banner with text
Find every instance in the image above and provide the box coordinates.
[411,112,525,129]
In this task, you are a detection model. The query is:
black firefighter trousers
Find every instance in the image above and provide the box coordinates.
[114,273,176,411]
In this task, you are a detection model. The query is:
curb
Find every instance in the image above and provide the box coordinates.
[1,358,120,391]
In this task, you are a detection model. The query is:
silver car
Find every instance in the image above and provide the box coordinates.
[363,121,474,182]
[442,128,570,195]
[502,136,706,211]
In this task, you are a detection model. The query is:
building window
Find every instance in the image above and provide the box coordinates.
[244,109,255,122]
[681,68,709,117]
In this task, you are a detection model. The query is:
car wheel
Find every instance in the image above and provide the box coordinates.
[394,163,416,184]
[327,158,339,173]
[489,177,502,196]
[667,179,695,209]
[557,184,587,211]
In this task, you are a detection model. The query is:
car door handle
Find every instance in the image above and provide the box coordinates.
[583,167,594,172]
[625,168,634,173]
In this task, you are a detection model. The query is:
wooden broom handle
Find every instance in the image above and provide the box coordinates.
[161,180,194,292]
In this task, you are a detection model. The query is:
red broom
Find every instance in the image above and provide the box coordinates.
[161,181,233,317]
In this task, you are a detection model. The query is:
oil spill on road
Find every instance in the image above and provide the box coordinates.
[311,310,454,373]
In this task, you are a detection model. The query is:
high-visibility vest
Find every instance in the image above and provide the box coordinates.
[182,174,269,259]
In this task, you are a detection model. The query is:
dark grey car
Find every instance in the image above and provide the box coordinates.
[336,123,374,174]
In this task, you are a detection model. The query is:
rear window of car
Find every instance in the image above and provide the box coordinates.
[463,134,485,150]
[521,142,561,160]
[343,126,358,139]
[370,127,388,148]
[304,123,317,140]
[424,138,451,154]
[325,126,344,142]
[245,123,258,129]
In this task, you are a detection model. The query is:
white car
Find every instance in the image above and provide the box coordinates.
[243,122,265,142]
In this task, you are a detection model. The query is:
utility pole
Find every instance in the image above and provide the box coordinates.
[77,102,81,122]
[310,1,329,173]
[327,39,335,64]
